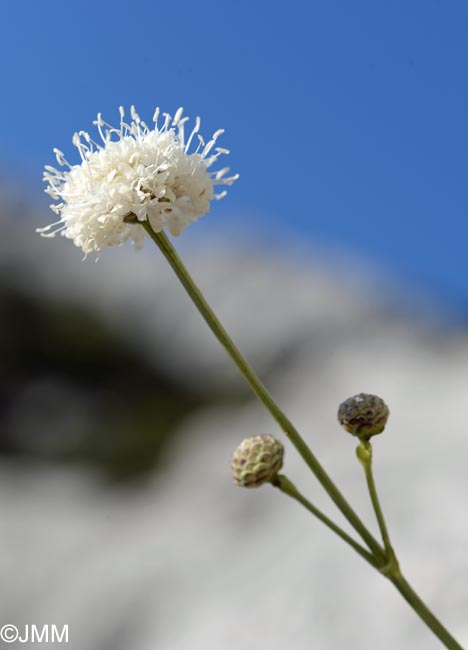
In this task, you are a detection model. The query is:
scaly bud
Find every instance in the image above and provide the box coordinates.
[338,393,389,440]
[231,435,284,488]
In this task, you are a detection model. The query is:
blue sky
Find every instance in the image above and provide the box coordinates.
[1,0,467,315]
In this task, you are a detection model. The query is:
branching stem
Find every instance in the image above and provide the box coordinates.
[142,221,465,650]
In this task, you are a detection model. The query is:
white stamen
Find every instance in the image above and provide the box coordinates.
[173,107,184,126]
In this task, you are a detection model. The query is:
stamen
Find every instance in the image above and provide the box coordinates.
[173,107,184,126]
[202,130,224,157]
[177,116,190,145]
[130,105,140,123]
[161,112,172,131]
[215,167,230,179]
[53,149,72,169]
[185,116,201,152]
[94,113,108,144]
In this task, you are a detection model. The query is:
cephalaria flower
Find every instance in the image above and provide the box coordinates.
[38,106,238,254]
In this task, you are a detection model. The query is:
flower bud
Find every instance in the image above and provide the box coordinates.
[231,435,284,488]
[338,393,389,439]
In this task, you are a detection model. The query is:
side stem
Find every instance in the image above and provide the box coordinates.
[272,474,379,568]
[357,441,396,561]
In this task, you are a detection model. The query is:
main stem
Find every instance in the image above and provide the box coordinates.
[143,223,383,560]
[143,223,464,650]
[389,575,465,650]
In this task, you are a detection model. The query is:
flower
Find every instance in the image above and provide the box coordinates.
[38,106,238,254]
[231,435,284,488]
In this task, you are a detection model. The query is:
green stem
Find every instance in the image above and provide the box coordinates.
[142,222,465,650]
[389,574,465,650]
[272,475,379,568]
[143,222,384,560]
[358,442,395,559]
[357,442,465,649]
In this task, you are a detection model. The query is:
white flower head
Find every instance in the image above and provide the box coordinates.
[38,106,239,254]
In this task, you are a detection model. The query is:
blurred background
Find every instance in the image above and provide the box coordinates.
[1,1,468,648]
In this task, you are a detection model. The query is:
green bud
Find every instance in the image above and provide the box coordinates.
[338,393,389,440]
[231,434,284,488]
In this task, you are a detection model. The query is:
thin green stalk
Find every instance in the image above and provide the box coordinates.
[142,222,384,560]
[357,442,395,559]
[272,475,379,568]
